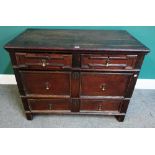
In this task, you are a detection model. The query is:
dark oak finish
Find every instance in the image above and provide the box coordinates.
[15,53,72,70]
[20,71,71,96]
[28,99,71,111]
[81,54,137,70]
[5,29,149,121]
[80,72,133,97]
[5,29,149,52]
[80,99,122,111]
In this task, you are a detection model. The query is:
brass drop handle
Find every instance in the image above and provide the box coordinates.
[105,57,110,67]
[42,59,47,67]
[98,104,103,111]
[45,82,50,90]
[100,83,106,91]
[49,104,52,110]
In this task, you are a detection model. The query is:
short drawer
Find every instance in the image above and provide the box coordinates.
[81,54,137,70]
[80,72,133,97]
[15,53,72,70]
[80,99,121,112]
[28,99,71,111]
[20,71,71,97]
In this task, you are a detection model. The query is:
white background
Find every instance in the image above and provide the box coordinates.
[0,0,155,26]
[0,0,154,155]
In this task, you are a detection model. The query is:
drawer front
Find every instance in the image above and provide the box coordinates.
[81,54,137,69]
[20,71,71,96]
[80,73,132,97]
[28,99,71,111]
[16,53,72,69]
[80,99,121,112]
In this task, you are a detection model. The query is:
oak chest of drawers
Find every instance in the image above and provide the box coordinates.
[5,29,149,121]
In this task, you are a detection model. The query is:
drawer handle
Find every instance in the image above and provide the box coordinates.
[105,57,110,67]
[45,82,50,90]
[49,104,52,110]
[42,59,47,67]
[100,83,106,91]
[98,104,103,111]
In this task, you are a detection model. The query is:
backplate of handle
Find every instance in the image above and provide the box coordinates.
[49,104,52,110]
[105,57,110,67]
[45,82,50,90]
[100,83,106,91]
[42,59,47,67]
[98,104,103,111]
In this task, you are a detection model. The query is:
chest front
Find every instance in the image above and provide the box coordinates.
[5,29,149,121]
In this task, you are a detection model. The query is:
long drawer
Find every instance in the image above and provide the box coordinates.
[15,53,138,71]
[27,98,123,113]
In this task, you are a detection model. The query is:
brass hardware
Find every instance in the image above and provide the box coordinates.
[105,57,110,67]
[45,82,50,90]
[134,74,138,78]
[42,59,47,67]
[105,61,109,67]
[98,104,102,111]
[100,83,106,91]
[49,104,52,110]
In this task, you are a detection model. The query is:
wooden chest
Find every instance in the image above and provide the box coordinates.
[5,29,149,121]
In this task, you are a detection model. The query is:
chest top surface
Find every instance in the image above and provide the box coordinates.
[5,29,149,53]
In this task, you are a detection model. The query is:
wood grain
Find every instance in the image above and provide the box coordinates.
[5,29,149,122]
[5,29,149,52]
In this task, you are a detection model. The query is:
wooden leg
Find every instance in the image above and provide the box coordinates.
[25,112,33,120]
[115,115,125,122]
[115,100,129,122]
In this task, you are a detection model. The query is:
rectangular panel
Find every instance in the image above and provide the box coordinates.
[16,53,72,70]
[71,72,80,98]
[28,99,71,111]
[80,99,122,112]
[20,71,71,96]
[80,72,132,97]
[81,54,137,69]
